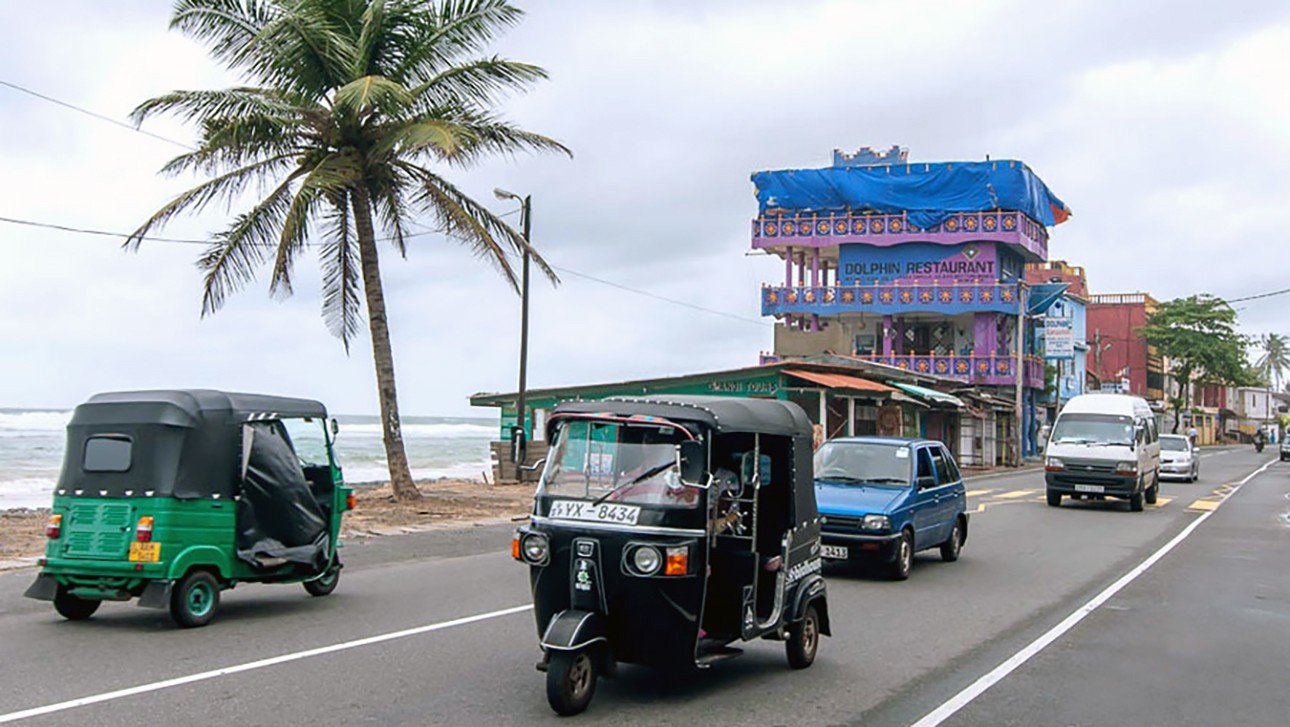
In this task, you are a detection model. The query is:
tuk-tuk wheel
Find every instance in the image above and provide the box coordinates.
[546,650,598,716]
[303,565,340,597]
[786,603,820,669]
[53,587,100,621]
[171,570,220,628]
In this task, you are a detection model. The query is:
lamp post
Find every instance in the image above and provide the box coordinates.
[495,188,532,478]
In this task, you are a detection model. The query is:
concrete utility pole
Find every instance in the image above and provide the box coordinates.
[1013,288,1026,466]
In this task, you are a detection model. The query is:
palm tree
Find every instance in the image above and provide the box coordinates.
[1256,333,1289,427]
[127,0,568,499]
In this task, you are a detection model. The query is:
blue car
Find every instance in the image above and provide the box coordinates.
[814,437,968,580]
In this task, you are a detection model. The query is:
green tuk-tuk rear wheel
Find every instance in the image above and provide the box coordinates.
[546,650,598,716]
[53,587,100,621]
[170,570,220,628]
[303,564,340,597]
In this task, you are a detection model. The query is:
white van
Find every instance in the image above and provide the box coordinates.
[1044,393,1161,512]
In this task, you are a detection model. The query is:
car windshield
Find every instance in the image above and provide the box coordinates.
[1050,414,1134,446]
[813,441,911,487]
[539,419,701,509]
[1160,436,1189,452]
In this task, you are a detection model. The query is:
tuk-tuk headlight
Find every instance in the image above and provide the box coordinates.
[862,514,890,532]
[631,545,662,575]
[521,533,549,564]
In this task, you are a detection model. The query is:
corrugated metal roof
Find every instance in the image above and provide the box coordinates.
[783,369,896,393]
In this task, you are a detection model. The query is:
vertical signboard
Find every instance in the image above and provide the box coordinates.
[1043,318,1074,359]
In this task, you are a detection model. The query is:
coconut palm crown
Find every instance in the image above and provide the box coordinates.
[127,0,569,499]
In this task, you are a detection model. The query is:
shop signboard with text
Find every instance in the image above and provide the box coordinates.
[838,242,998,286]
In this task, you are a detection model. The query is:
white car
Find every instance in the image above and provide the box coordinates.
[1158,434,1199,482]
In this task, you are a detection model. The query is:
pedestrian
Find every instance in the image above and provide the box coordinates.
[1186,425,1198,447]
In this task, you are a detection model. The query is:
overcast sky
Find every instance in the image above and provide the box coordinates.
[2,0,1288,417]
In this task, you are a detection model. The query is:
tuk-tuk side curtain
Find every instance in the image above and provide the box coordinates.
[236,421,329,568]
[792,435,819,523]
[58,424,187,498]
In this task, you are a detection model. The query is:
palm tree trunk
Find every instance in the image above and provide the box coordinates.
[351,185,419,500]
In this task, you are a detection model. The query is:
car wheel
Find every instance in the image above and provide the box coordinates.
[1046,489,1062,507]
[53,587,100,621]
[940,520,963,562]
[888,530,913,581]
[170,570,220,628]
[303,564,340,597]
[546,650,597,716]
[786,603,820,669]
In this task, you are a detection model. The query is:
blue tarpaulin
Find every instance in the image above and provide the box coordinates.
[752,160,1070,230]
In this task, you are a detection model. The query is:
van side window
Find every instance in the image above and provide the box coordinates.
[916,448,935,488]
[1147,418,1158,443]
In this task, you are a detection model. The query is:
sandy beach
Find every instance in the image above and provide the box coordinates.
[0,479,534,564]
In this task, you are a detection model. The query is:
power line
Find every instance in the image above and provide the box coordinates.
[0,78,194,150]
[1226,287,1290,304]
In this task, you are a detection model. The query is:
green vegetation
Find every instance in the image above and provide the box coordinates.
[1141,294,1250,433]
[126,0,569,499]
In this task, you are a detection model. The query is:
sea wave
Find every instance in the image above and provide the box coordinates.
[339,422,496,439]
[0,477,58,510]
[0,411,72,433]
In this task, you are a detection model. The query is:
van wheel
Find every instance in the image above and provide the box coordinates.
[1129,490,1145,512]
[940,520,963,562]
[546,650,597,716]
[1145,476,1159,505]
[1046,490,1062,507]
[887,530,913,581]
[171,571,220,628]
[303,565,340,597]
[786,604,820,669]
[53,587,100,621]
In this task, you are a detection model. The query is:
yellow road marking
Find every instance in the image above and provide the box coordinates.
[972,503,986,513]
[1154,497,1172,507]
[1187,499,1221,511]
[996,489,1036,499]
[965,489,994,498]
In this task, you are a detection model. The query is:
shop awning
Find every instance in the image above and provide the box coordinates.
[1027,282,1071,316]
[891,382,965,408]
[784,369,896,394]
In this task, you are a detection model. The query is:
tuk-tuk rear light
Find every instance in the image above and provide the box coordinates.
[664,546,689,576]
[135,516,154,542]
[45,514,62,539]
[345,492,357,511]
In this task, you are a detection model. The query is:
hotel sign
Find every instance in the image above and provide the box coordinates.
[1044,318,1074,359]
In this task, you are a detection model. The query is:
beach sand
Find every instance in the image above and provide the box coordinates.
[0,479,534,563]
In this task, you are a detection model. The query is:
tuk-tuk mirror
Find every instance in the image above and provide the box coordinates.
[677,440,705,486]
[330,418,340,437]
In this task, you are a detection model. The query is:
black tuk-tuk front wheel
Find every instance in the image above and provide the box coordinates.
[546,650,598,716]
[170,570,220,628]
[53,587,100,621]
[303,564,340,597]
[786,603,820,669]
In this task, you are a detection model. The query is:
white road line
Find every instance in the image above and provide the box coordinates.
[0,603,533,724]
[910,459,1276,727]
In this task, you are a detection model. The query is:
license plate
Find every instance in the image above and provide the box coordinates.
[549,500,641,526]
[821,545,848,560]
[1074,484,1105,494]
[128,542,161,562]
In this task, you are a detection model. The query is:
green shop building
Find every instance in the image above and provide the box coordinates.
[469,358,1002,483]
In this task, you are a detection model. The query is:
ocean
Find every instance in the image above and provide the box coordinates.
[0,408,498,510]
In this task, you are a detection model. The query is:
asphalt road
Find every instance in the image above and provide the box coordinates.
[0,446,1277,726]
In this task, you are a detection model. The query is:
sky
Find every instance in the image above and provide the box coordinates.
[1,0,1288,417]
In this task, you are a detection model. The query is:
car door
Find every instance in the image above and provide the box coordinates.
[930,445,965,543]
[911,446,940,547]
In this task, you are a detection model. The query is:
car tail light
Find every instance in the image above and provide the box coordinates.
[45,514,62,539]
[135,516,154,543]
[345,492,357,511]
[511,533,522,561]
[664,546,689,576]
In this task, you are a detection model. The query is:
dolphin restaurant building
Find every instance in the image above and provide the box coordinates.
[470,358,1014,483]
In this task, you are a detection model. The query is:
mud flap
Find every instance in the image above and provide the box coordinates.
[23,574,58,602]
[137,580,173,609]
[540,610,616,678]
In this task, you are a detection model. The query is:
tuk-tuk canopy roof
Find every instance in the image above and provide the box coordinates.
[72,389,328,427]
[552,395,813,437]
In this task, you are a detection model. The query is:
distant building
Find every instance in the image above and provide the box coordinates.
[1086,293,1165,405]
[1025,261,1088,415]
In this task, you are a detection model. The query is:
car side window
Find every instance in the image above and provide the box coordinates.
[916,448,936,489]
[936,446,962,484]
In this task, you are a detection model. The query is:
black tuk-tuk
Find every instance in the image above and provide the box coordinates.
[512,395,830,715]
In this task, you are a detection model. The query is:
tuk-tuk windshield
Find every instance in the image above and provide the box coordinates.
[540,419,701,508]
[280,417,330,467]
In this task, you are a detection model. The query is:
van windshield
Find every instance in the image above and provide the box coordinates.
[1051,414,1134,447]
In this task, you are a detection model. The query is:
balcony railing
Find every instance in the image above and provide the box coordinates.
[762,282,1022,316]
[859,354,1045,388]
[751,209,1048,260]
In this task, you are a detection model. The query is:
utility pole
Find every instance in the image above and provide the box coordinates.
[495,189,532,480]
[1013,288,1026,466]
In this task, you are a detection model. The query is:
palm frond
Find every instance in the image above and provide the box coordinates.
[387,0,526,83]
[408,56,547,107]
[333,75,412,119]
[269,151,364,296]
[319,193,363,348]
[130,86,314,127]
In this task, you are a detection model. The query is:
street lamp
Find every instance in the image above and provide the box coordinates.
[495,188,532,476]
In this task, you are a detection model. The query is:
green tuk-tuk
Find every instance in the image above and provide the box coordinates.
[23,390,353,627]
